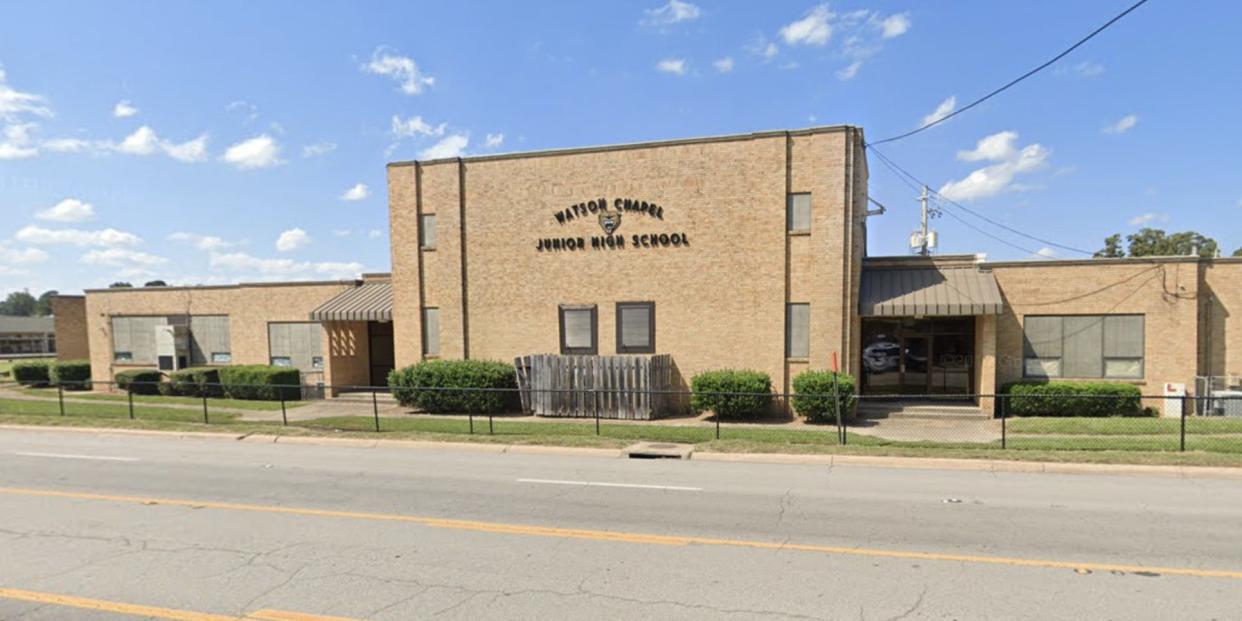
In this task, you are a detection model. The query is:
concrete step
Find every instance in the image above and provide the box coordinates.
[332,390,396,403]
[857,402,990,420]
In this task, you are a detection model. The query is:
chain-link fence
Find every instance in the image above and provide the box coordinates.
[0,379,1239,454]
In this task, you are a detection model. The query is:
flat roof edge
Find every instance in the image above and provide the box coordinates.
[985,256,1203,268]
[388,125,856,168]
[83,279,360,294]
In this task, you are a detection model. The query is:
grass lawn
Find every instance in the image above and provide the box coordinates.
[0,411,1239,467]
[1008,416,1242,435]
[16,386,307,411]
[0,398,240,423]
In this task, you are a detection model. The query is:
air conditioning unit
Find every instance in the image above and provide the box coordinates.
[1212,390,1242,417]
[154,324,190,372]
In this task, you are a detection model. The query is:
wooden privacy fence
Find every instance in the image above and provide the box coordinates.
[515,354,684,420]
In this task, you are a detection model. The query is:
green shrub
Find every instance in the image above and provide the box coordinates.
[219,365,302,401]
[1002,381,1147,417]
[115,369,165,395]
[388,360,518,414]
[160,367,223,398]
[690,369,773,419]
[50,360,92,390]
[11,360,51,387]
[791,370,857,423]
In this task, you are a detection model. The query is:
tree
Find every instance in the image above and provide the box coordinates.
[143,280,167,287]
[1234,247,1242,257]
[109,282,133,288]
[1095,228,1219,258]
[35,290,57,316]
[1094,234,1124,258]
[0,291,38,316]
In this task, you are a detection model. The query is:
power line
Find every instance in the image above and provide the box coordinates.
[867,143,1095,256]
[869,0,1151,146]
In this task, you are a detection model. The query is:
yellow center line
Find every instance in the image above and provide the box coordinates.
[0,587,355,621]
[1,485,1240,581]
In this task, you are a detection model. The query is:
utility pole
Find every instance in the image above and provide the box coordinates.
[918,185,930,256]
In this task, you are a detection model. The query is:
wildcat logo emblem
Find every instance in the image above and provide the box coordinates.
[598,212,622,235]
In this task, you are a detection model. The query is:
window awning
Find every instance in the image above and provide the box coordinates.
[860,267,1003,317]
[309,282,393,322]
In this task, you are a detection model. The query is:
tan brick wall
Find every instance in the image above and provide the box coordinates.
[83,282,352,383]
[1200,260,1242,378]
[51,296,89,361]
[991,259,1201,409]
[389,128,864,391]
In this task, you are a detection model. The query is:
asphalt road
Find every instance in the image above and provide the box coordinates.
[0,430,1239,620]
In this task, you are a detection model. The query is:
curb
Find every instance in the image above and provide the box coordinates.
[1,423,1239,479]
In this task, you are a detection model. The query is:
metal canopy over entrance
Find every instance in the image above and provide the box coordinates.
[309,282,393,322]
[859,267,1003,317]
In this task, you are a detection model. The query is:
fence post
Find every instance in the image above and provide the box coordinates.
[469,412,474,434]
[1180,397,1187,452]
[832,376,843,446]
[372,389,381,433]
[489,411,494,435]
[57,383,65,417]
[128,389,134,420]
[715,396,721,440]
[202,392,209,424]
[279,393,288,426]
[1000,394,1007,450]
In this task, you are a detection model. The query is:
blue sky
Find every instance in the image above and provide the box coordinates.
[1,0,1239,296]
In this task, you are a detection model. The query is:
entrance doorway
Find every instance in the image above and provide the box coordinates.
[861,318,974,398]
[367,321,395,387]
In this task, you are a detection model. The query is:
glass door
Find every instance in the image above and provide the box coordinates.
[901,336,929,394]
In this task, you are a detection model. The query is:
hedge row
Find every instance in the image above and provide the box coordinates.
[791,370,857,423]
[11,360,92,390]
[690,369,774,419]
[106,365,303,401]
[1002,381,1148,417]
[115,369,165,395]
[388,360,518,414]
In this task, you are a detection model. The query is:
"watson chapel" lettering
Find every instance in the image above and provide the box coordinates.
[537,197,688,252]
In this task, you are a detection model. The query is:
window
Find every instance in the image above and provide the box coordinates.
[114,351,134,363]
[1023,315,1144,379]
[786,303,810,358]
[616,302,655,354]
[267,322,323,371]
[211,352,232,364]
[311,356,324,369]
[420,214,436,250]
[189,316,230,365]
[559,305,597,355]
[787,193,811,233]
[111,316,169,365]
[422,308,440,356]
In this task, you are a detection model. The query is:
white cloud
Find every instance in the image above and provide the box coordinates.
[956,131,1019,162]
[1103,114,1139,134]
[712,57,734,73]
[641,0,701,28]
[484,133,504,148]
[368,229,384,239]
[391,115,446,138]
[275,228,310,252]
[1034,247,1057,259]
[0,122,39,160]
[302,142,336,158]
[1128,212,1167,226]
[1070,61,1104,77]
[362,47,435,95]
[209,251,363,280]
[921,96,957,127]
[780,4,834,46]
[656,58,688,75]
[113,100,138,118]
[167,232,238,251]
[16,225,141,247]
[877,13,911,38]
[36,198,95,222]
[340,183,370,201]
[0,67,52,120]
[332,229,352,237]
[0,243,48,264]
[116,125,159,155]
[225,100,260,123]
[419,134,468,159]
[221,134,282,169]
[939,131,1050,202]
[836,61,862,80]
[80,248,167,267]
[745,36,779,62]
[163,134,209,162]
[41,137,94,153]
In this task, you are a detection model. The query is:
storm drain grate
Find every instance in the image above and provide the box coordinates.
[622,442,694,459]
